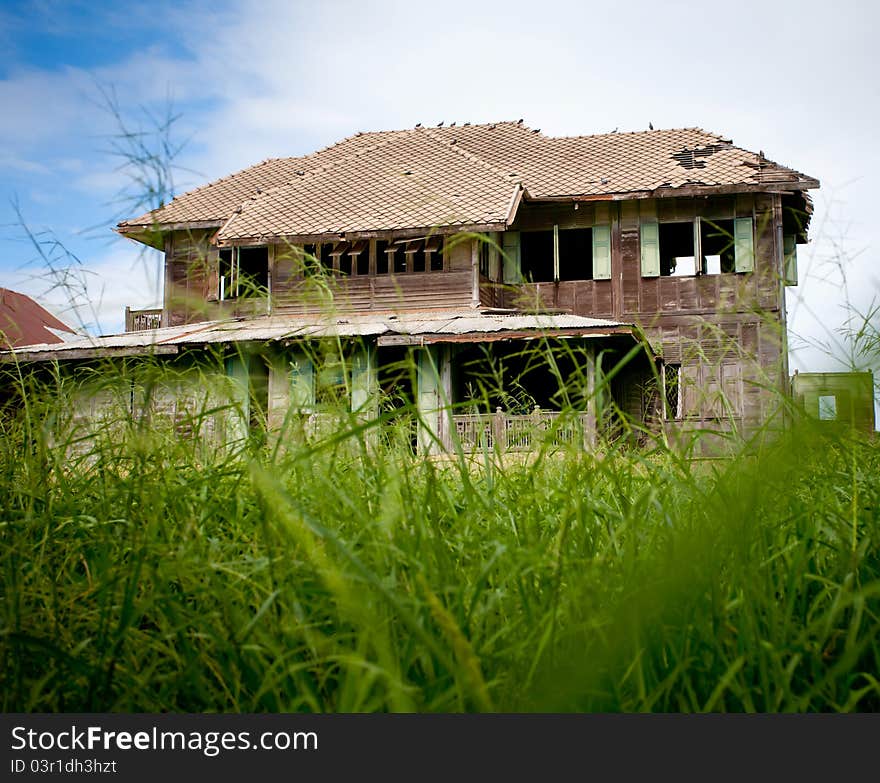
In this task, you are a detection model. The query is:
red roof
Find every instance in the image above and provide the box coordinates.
[0,288,76,348]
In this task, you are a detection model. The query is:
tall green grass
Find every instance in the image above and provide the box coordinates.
[0,360,878,712]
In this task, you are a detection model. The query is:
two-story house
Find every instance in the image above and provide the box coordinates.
[6,122,818,452]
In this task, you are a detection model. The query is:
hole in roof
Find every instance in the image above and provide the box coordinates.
[671,144,726,170]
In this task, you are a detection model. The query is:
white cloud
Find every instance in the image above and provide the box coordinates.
[7,241,162,336]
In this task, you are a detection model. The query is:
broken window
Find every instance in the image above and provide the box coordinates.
[218,246,269,300]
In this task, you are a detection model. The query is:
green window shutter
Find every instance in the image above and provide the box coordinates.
[225,354,250,417]
[350,346,377,414]
[640,221,660,278]
[552,224,560,282]
[734,217,754,273]
[289,352,315,410]
[502,231,522,283]
[592,224,611,280]
[783,234,798,286]
[417,347,441,454]
[224,353,251,441]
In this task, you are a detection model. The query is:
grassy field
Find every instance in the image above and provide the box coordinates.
[1,369,878,713]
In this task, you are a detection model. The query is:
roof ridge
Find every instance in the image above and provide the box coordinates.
[416,125,524,188]
[544,126,728,143]
[224,131,409,222]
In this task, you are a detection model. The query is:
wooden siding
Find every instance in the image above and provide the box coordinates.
[159,194,792,432]
[272,270,474,314]
[165,229,218,327]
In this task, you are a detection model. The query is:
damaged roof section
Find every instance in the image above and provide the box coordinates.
[2,312,635,362]
[118,122,820,243]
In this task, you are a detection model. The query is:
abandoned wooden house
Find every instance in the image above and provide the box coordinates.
[3,122,819,452]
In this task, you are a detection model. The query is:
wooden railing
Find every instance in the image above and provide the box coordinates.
[125,307,163,332]
[451,407,595,452]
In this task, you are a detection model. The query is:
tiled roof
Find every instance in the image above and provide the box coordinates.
[118,131,393,228]
[118,122,818,241]
[217,127,520,242]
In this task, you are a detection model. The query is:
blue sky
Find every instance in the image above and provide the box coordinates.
[1,0,878,379]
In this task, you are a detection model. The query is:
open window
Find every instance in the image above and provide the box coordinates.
[479,238,490,277]
[558,228,593,281]
[641,217,754,277]
[521,230,555,282]
[701,219,736,274]
[427,236,444,271]
[506,226,607,283]
[218,246,269,300]
[352,241,370,275]
[376,241,391,274]
[335,243,352,276]
[659,222,697,277]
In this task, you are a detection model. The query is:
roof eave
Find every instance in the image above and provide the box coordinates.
[116,220,226,249]
[215,221,511,247]
[529,178,820,203]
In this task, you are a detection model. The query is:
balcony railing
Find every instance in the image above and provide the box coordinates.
[125,307,162,332]
[451,407,595,452]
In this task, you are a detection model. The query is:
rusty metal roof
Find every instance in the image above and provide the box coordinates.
[2,311,632,362]
[0,288,77,349]
[118,122,818,242]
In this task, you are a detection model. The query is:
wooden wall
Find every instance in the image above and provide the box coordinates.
[160,191,793,433]
[493,193,788,430]
[164,234,477,324]
[164,229,218,327]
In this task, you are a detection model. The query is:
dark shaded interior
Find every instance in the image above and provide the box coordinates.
[558,227,593,281]
[521,230,554,282]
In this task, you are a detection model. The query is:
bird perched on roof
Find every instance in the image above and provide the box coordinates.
[437,121,444,127]
[649,122,654,130]
[517,118,523,125]
[415,122,422,128]
[450,121,456,126]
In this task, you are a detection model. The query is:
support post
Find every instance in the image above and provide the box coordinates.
[417,345,453,455]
